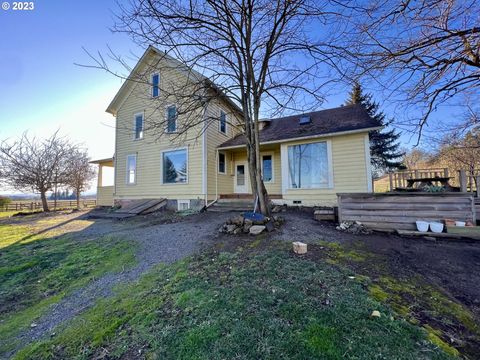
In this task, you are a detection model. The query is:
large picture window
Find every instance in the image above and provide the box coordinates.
[162,149,187,184]
[287,142,329,188]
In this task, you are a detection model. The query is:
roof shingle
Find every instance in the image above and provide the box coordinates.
[218,104,381,148]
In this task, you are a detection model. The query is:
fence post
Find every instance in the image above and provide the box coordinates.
[459,170,467,192]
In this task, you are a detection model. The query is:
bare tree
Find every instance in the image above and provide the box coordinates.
[84,0,349,215]
[345,0,480,140]
[0,132,72,211]
[65,148,96,209]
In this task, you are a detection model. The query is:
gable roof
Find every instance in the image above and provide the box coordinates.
[218,104,382,149]
[106,46,242,116]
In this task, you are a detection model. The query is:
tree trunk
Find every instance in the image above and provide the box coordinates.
[76,189,80,209]
[40,191,49,212]
[247,141,271,217]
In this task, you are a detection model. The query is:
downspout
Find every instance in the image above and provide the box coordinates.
[201,102,208,206]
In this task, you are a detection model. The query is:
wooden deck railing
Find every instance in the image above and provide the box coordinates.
[458,170,479,196]
[388,168,449,190]
[0,199,97,212]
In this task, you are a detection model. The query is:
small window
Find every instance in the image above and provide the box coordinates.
[218,152,226,174]
[262,154,273,182]
[151,73,160,97]
[126,154,136,184]
[219,110,227,134]
[163,149,187,183]
[177,200,190,211]
[166,105,177,133]
[134,113,144,139]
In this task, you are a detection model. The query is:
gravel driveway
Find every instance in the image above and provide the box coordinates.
[10,210,232,356]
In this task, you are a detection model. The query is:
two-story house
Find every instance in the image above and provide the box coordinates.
[92,46,381,211]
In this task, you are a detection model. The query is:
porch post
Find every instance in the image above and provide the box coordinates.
[98,164,103,188]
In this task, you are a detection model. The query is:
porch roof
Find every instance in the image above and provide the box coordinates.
[218,104,381,149]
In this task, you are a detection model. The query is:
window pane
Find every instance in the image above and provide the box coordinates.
[135,114,143,139]
[218,153,225,173]
[167,106,176,132]
[127,155,136,184]
[152,74,159,97]
[262,155,272,182]
[236,165,245,186]
[220,111,226,133]
[287,142,329,188]
[163,150,187,183]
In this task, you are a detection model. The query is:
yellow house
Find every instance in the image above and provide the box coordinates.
[92,47,380,210]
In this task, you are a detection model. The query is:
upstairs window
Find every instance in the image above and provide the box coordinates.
[219,110,227,134]
[134,113,144,139]
[166,105,177,133]
[262,154,273,182]
[218,152,226,174]
[126,154,137,184]
[151,73,160,97]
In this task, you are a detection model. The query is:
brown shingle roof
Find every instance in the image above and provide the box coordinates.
[218,104,381,148]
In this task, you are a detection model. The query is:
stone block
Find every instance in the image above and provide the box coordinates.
[292,241,307,254]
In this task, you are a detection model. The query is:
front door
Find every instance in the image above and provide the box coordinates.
[234,163,248,193]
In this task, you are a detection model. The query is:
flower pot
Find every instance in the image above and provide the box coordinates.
[416,221,429,232]
[430,222,444,233]
[455,221,466,227]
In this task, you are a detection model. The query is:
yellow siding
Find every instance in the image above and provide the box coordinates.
[114,53,205,201]
[96,186,114,206]
[205,98,242,200]
[280,132,370,206]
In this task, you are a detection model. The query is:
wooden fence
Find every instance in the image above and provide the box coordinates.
[0,199,97,212]
[337,192,476,231]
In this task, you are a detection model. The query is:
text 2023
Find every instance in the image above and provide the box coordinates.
[12,2,34,10]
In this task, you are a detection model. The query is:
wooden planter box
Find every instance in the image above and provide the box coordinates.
[337,192,476,231]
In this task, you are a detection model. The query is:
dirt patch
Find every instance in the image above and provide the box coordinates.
[213,210,480,358]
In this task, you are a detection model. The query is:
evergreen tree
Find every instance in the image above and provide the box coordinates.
[346,83,405,174]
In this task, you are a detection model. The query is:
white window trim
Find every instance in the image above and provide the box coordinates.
[160,146,189,185]
[133,112,144,140]
[126,154,137,185]
[364,133,373,192]
[151,72,160,98]
[177,199,191,211]
[281,140,334,193]
[218,151,227,174]
[219,110,228,135]
[261,152,274,183]
[164,104,178,134]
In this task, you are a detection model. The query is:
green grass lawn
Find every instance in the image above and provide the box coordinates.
[0,221,136,355]
[15,244,453,360]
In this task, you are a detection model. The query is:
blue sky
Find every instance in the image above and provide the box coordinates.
[0,0,452,172]
[0,0,142,163]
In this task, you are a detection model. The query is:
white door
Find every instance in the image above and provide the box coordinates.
[234,163,248,193]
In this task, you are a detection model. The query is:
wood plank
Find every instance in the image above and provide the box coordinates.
[343,209,472,218]
[341,203,470,211]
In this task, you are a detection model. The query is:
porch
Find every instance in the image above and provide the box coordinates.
[90,157,115,207]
